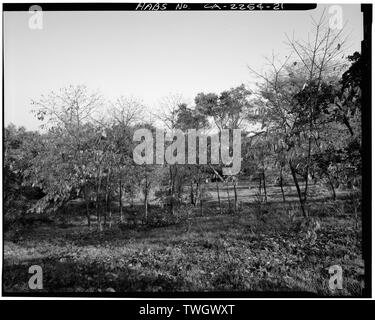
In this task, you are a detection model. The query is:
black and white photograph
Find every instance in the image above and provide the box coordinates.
[1,2,372,300]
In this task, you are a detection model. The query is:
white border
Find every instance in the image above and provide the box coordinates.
[0,0,373,301]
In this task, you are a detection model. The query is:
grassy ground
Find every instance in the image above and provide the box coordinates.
[3,201,364,296]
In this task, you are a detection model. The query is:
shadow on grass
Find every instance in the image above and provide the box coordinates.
[3,256,196,293]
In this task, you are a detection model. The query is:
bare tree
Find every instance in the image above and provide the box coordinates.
[248,12,348,217]
[111,96,145,127]
[109,96,144,222]
[155,93,186,130]
[31,85,104,227]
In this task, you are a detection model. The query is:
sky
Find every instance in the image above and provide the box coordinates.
[4,4,363,130]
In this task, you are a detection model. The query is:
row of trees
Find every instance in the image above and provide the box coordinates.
[4,16,362,227]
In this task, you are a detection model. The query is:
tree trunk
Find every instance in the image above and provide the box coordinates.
[280,167,286,203]
[83,184,91,227]
[144,175,149,222]
[262,170,267,203]
[169,166,175,215]
[233,178,238,213]
[200,181,204,216]
[327,174,336,201]
[289,161,307,217]
[119,180,123,222]
[195,181,200,207]
[144,199,148,222]
[216,180,222,214]
[104,169,111,228]
[96,170,102,228]
[190,180,195,205]
[106,189,112,229]
[226,180,231,212]
[104,189,109,227]
[304,135,312,204]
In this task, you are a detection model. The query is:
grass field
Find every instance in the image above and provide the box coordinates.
[3,197,364,296]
